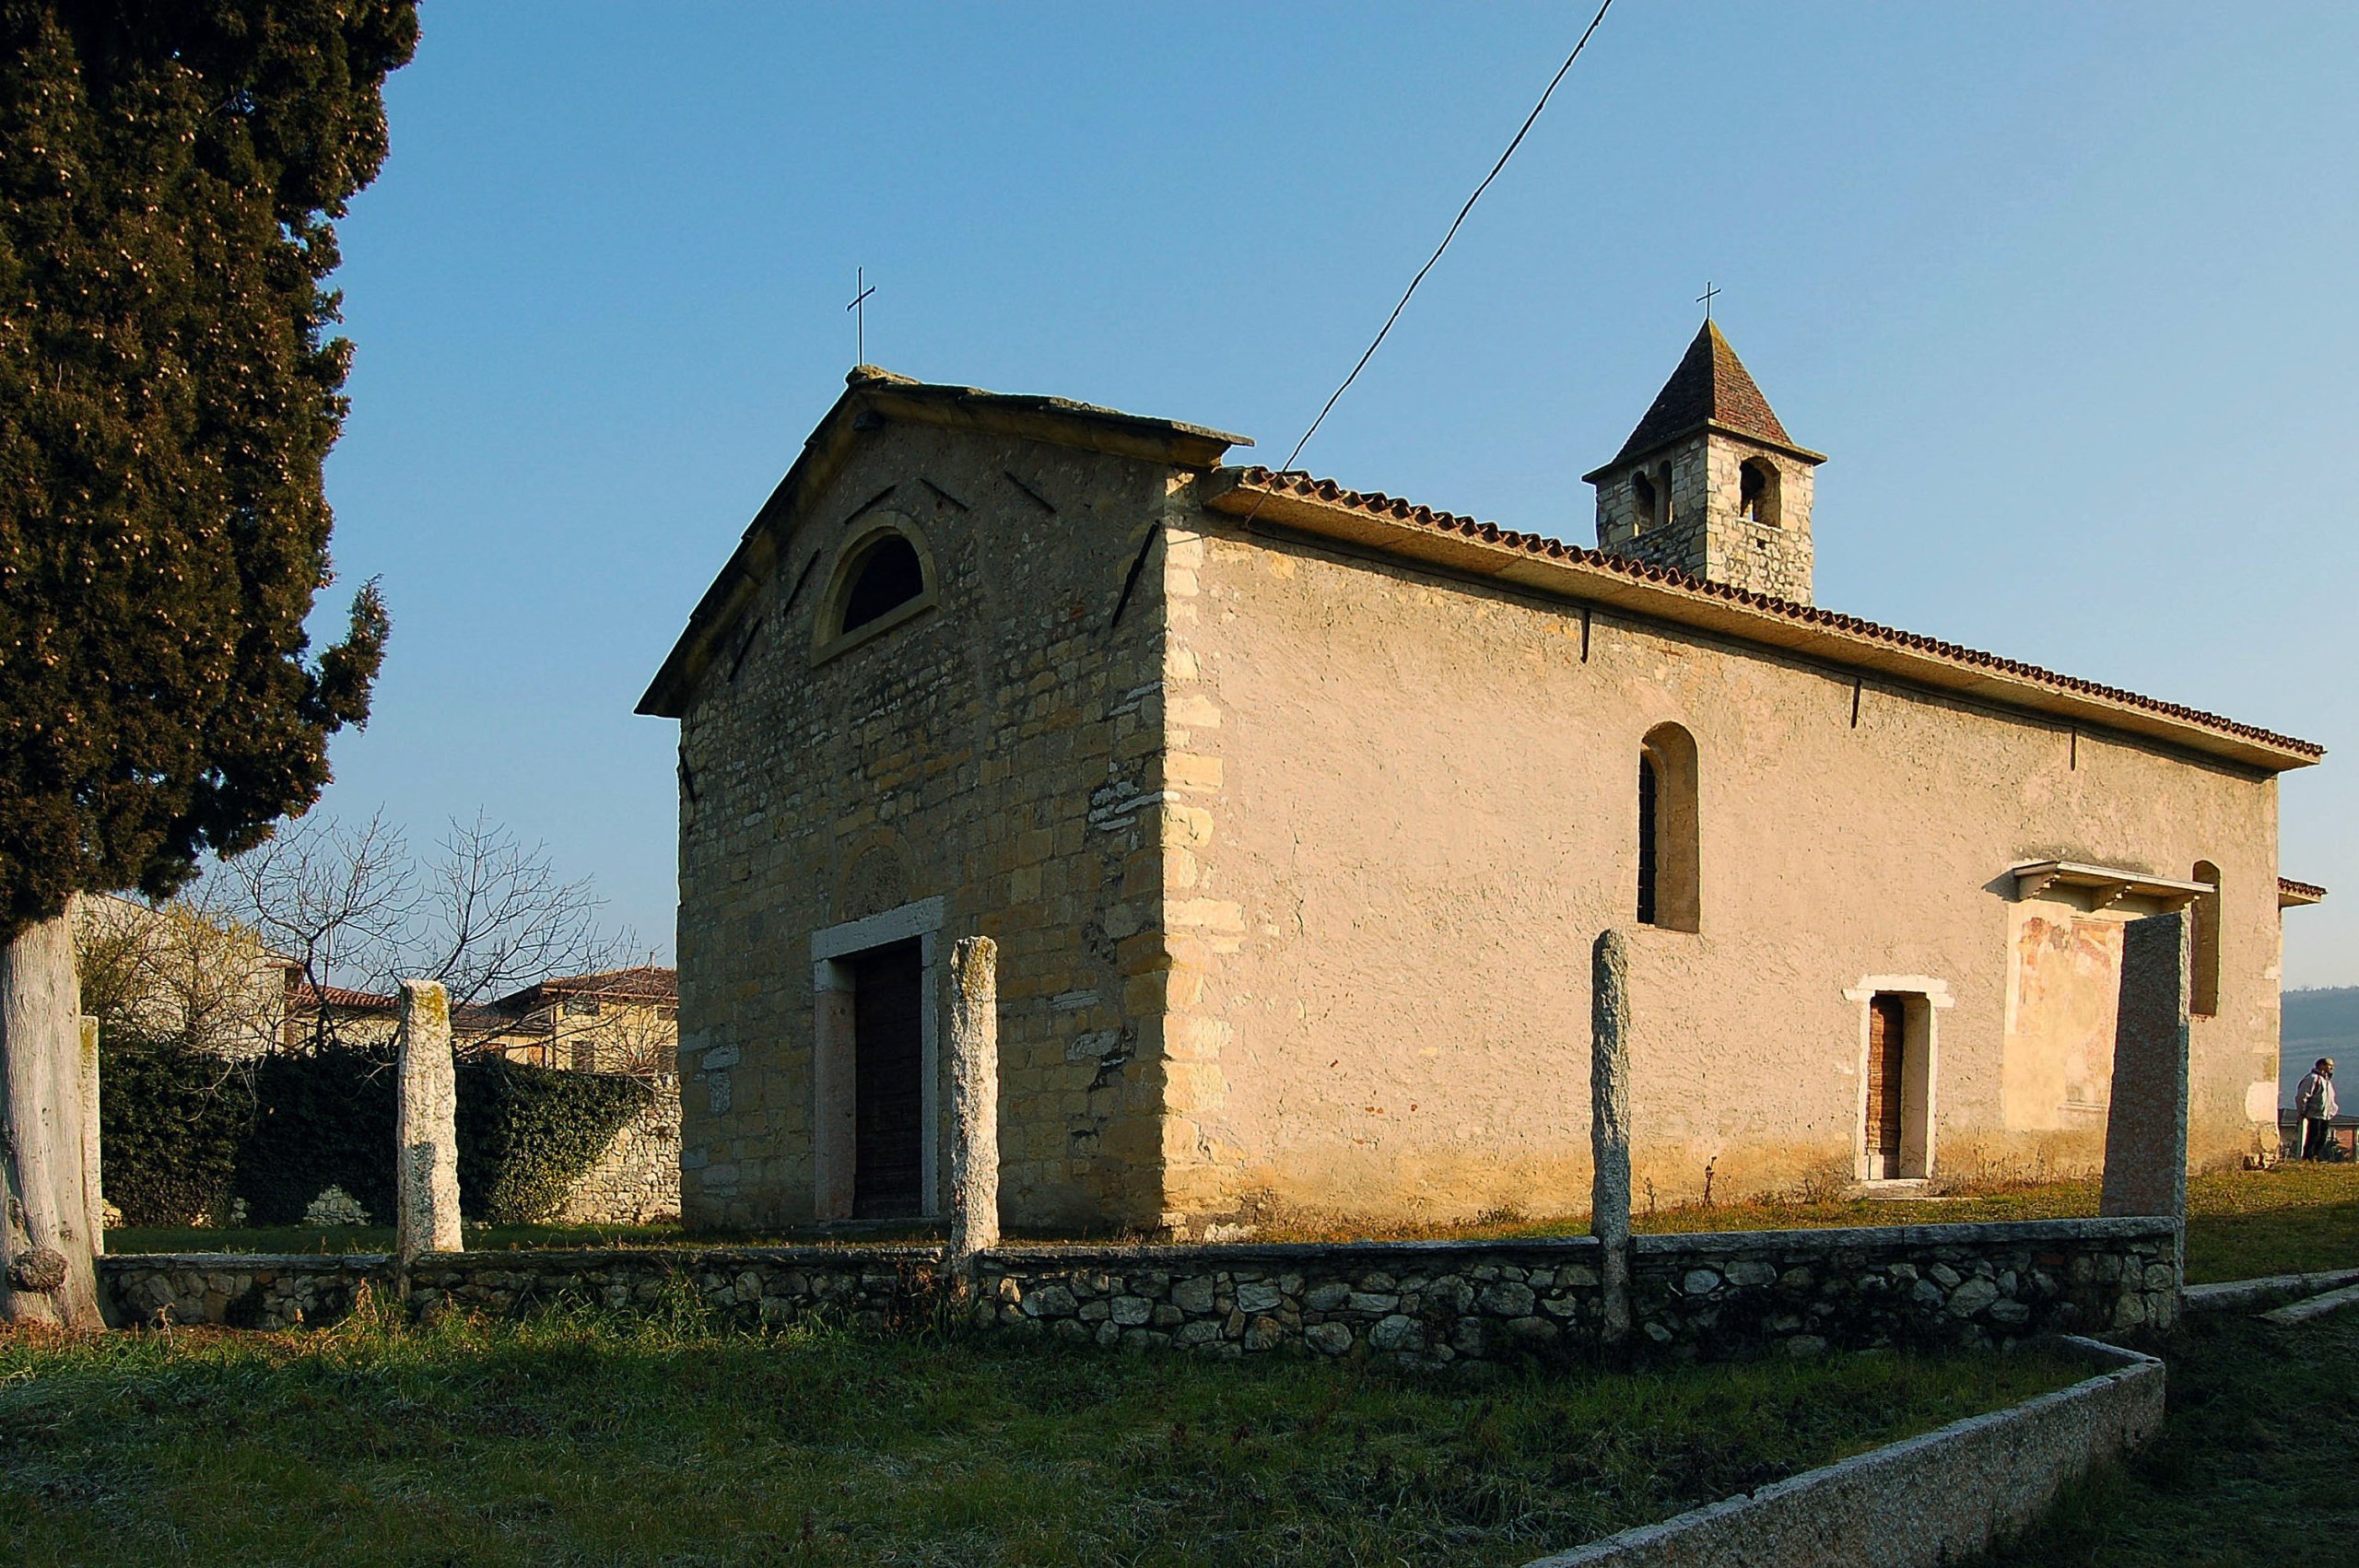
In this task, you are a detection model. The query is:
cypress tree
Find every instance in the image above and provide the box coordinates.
[0,1,417,1325]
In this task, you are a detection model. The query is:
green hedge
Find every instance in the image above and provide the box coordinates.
[97,1039,256,1225]
[234,1047,399,1224]
[101,1039,652,1229]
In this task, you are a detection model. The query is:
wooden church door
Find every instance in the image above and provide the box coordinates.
[850,940,925,1218]
[1866,995,1907,1179]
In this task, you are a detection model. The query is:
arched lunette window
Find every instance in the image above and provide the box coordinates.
[2190,860,2222,1018]
[839,534,924,632]
[1637,722,1700,932]
[814,516,939,661]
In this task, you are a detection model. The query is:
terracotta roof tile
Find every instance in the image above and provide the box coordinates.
[288,982,397,1013]
[491,965,678,1014]
[2281,876,2330,902]
[1226,466,2322,762]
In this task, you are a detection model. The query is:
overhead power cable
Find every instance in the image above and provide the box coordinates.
[1263,0,1616,486]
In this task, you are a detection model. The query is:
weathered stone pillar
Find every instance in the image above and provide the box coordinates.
[2101,910,2192,1287]
[947,936,1000,1270]
[79,1016,101,1258]
[394,979,463,1279]
[1591,930,1633,1349]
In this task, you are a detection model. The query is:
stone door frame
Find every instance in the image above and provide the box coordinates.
[811,895,945,1221]
[1843,976,1954,1185]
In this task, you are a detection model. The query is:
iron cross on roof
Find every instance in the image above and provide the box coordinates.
[847,266,877,363]
[1696,281,1719,320]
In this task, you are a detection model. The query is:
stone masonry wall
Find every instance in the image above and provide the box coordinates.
[102,1217,2174,1366]
[557,1076,682,1225]
[1591,431,1815,603]
[674,420,1181,1231]
[1628,1218,2180,1361]
[1178,488,2282,1228]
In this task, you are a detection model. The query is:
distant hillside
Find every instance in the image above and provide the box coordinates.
[2282,988,2359,1104]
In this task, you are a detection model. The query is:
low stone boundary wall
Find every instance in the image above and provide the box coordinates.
[2183,1266,2359,1316]
[970,1238,1607,1364]
[101,1216,2177,1366]
[1630,1217,2181,1359]
[110,1253,383,1330]
[104,1246,941,1332]
[1522,1335,2165,1568]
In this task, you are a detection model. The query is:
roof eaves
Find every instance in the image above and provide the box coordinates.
[1581,419,1829,482]
[1203,467,2323,773]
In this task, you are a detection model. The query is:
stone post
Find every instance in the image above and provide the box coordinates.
[394,979,463,1282]
[1591,930,1633,1350]
[2100,910,2192,1289]
[947,937,1000,1272]
[79,1016,101,1258]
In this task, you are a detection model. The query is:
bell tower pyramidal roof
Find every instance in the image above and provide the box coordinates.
[1583,321,1826,603]
[1588,320,1824,474]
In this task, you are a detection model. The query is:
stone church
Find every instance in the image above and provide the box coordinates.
[641,323,2325,1236]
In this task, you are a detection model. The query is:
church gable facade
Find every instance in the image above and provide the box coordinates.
[644,340,2322,1237]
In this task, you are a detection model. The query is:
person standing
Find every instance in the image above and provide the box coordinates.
[2295,1058,2339,1160]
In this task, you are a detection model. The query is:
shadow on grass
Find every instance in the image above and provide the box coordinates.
[1970,1304,2359,1567]
[1,1299,2084,1568]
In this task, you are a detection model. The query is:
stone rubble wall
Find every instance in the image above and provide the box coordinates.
[557,1076,682,1225]
[970,1239,1608,1366]
[102,1246,940,1333]
[100,1217,2174,1363]
[1628,1218,2180,1362]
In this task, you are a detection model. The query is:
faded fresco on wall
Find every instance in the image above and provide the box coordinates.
[2003,909,2126,1131]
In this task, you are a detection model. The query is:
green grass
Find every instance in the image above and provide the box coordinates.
[0,1304,2083,1567]
[1246,1165,2359,1287]
[111,1167,2359,1290]
[1973,1299,2359,1566]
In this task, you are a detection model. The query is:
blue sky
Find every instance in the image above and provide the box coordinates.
[303,2,2357,989]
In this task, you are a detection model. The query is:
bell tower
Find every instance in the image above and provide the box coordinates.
[1582,321,1826,603]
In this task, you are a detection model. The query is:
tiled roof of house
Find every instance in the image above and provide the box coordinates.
[1214,466,2322,767]
[287,982,396,1013]
[492,965,678,1014]
[1604,321,1818,467]
[2281,877,2330,903]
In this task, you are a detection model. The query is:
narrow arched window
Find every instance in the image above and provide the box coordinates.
[1637,723,1700,931]
[1629,470,1659,536]
[1740,458,1781,527]
[1637,753,1659,925]
[2190,860,2222,1017]
[839,533,925,632]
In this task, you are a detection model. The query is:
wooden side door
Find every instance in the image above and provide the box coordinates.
[850,940,925,1218]
[1867,995,1907,1176]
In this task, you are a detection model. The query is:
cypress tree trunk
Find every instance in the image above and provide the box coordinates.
[0,906,103,1328]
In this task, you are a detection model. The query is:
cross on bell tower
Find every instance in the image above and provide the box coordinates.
[1580,321,1827,604]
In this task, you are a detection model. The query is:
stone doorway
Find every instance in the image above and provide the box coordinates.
[850,939,925,1218]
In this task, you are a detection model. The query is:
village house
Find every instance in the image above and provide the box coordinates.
[483,965,680,1074]
[276,965,678,1072]
[641,327,2326,1237]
